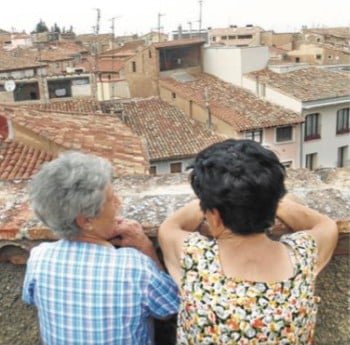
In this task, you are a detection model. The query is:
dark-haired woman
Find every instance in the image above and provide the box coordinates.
[159,139,338,345]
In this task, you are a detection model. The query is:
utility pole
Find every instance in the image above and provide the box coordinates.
[198,0,203,37]
[188,21,193,39]
[157,13,165,42]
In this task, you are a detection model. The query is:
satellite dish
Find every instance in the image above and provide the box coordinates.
[4,80,16,92]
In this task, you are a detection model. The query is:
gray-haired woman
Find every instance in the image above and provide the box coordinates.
[22,151,179,345]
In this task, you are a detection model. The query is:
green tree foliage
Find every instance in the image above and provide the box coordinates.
[52,23,61,33]
[34,19,49,33]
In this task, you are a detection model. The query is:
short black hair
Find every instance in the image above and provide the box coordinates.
[189,139,286,235]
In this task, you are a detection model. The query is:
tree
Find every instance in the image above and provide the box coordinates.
[52,23,61,33]
[34,19,49,33]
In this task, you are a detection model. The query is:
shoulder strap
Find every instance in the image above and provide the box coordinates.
[280,231,318,279]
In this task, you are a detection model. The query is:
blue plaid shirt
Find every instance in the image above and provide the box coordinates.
[22,240,179,345]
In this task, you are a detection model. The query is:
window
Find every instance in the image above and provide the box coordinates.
[305,153,317,170]
[228,35,236,40]
[244,129,262,143]
[212,36,216,42]
[295,57,300,63]
[221,36,227,40]
[328,55,332,59]
[238,35,253,39]
[170,162,182,173]
[337,146,348,167]
[281,161,293,168]
[336,108,349,134]
[148,50,152,58]
[305,113,320,141]
[149,166,157,175]
[276,126,293,142]
[131,61,136,72]
[316,54,322,60]
[172,92,176,99]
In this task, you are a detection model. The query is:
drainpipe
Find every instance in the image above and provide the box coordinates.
[300,122,304,168]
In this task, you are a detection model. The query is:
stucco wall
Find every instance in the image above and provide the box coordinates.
[302,104,350,168]
[150,158,195,175]
[241,76,303,113]
[263,125,301,168]
[203,46,269,87]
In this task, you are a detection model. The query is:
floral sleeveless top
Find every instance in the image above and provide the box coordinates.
[177,231,320,345]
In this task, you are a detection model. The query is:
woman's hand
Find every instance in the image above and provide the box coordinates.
[110,219,163,270]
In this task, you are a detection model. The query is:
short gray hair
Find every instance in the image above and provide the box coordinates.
[30,151,113,238]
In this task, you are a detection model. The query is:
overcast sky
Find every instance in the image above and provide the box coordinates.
[1,0,349,36]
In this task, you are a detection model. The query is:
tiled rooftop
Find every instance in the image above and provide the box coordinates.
[0,105,149,176]
[159,73,303,131]
[96,59,125,73]
[99,40,145,58]
[303,27,350,39]
[25,98,102,113]
[0,52,46,72]
[0,139,54,180]
[246,67,350,101]
[0,42,89,65]
[102,98,226,161]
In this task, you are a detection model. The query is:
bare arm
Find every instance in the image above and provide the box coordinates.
[276,196,338,275]
[158,199,204,285]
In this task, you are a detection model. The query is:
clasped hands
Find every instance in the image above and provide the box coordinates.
[109,218,154,256]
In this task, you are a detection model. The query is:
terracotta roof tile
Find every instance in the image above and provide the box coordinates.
[303,27,350,39]
[159,73,303,131]
[102,98,226,161]
[0,52,46,72]
[25,98,102,113]
[246,67,350,101]
[96,59,125,72]
[0,140,54,181]
[0,106,149,176]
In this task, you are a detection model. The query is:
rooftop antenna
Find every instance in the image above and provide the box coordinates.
[92,8,101,100]
[94,8,101,35]
[158,13,165,42]
[109,16,121,99]
[198,0,203,36]
[188,21,193,38]
[110,16,121,37]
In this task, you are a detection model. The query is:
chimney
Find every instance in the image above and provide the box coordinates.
[204,87,212,133]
